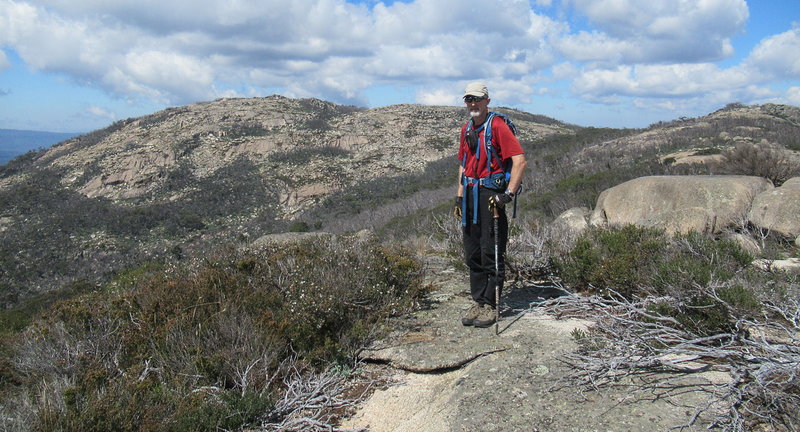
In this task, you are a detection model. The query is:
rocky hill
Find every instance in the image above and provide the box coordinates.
[574,103,800,168]
[4,96,566,213]
[0,96,570,307]
[2,98,799,310]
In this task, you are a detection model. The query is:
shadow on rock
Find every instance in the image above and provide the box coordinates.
[502,282,569,315]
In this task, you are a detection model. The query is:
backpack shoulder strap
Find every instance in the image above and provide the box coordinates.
[483,112,517,176]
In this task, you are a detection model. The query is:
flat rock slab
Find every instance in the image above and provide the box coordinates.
[344,255,732,432]
[360,255,565,373]
[360,294,512,372]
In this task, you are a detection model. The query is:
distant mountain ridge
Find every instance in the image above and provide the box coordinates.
[0,129,80,165]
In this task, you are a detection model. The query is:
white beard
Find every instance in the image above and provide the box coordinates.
[469,109,481,118]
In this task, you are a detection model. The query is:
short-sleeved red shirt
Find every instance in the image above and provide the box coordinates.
[458,115,523,178]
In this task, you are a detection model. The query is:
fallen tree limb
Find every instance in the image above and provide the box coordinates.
[257,359,372,432]
[542,286,800,432]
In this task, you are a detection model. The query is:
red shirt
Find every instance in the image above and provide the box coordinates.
[458,115,523,178]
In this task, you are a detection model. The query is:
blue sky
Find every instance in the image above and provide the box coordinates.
[1,0,798,133]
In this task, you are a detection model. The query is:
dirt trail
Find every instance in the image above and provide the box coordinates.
[340,255,726,432]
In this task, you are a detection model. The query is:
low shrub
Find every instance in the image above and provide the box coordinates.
[269,146,351,165]
[289,221,310,232]
[556,226,760,336]
[720,141,800,186]
[653,232,753,295]
[556,227,754,297]
[554,225,665,298]
[4,236,424,431]
[692,147,722,155]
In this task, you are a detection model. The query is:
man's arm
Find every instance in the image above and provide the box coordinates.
[457,165,465,197]
[454,165,465,219]
[488,153,526,209]
[506,153,527,195]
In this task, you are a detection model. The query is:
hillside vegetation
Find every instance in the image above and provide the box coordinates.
[1,98,799,431]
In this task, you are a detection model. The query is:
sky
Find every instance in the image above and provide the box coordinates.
[0,0,799,133]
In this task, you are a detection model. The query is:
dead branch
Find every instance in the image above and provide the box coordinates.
[256,359,371,432]
[542,285,800,431]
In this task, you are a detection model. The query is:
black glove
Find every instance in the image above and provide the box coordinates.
[488,192,513,209]
[454,196,463,219]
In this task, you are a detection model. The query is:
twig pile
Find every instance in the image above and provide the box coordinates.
[257,361,371,432]
[542,288,800,431]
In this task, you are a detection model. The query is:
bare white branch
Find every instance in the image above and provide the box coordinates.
[543,286,800,431]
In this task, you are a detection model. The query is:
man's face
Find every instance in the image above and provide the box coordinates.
[464,95,490,119]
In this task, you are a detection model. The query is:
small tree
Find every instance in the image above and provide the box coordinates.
[720,141,800,186]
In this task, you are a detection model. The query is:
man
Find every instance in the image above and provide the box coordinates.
[455,82,527,328]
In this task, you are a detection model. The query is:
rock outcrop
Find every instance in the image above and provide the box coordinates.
[562,174,800,240]
[748,177,800,238]
[589,175,773,235]
[752,258,800,274]
[552,206,590,239]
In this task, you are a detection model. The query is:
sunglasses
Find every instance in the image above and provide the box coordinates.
[464,95,486,103]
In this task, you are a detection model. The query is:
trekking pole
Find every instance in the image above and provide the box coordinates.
[492,204,501,335]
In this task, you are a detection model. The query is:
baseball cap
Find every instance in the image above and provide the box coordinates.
[463,82,489,99]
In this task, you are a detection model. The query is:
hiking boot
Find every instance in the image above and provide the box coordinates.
[461,303,483,326]
[472,304,496,328]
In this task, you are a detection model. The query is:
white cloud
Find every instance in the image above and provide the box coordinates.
[0,0,555,106]
[365,44,463,79]
[0,0,796,130]
[0,49,9,70]
[551,62,578,80]
[416,88,458,106]
[0,0,381,104]
[560,0,748,63]
[744,26,800,79]
[121,50,217,102]
[787,87,800,105]
[556,31,633,64]
[563,23,799,107]
[572,0,748,39]
[86,105,115,120]
[742,84,778,100]
[572,62,756,100]
[485,78,541,105]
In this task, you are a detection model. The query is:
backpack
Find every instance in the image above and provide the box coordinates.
[460,111,520,226]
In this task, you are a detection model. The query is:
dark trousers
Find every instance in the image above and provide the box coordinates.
[462,186,508,308]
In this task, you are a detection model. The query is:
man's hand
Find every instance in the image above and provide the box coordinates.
[454,196,463,219]
[488,192,513,209]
